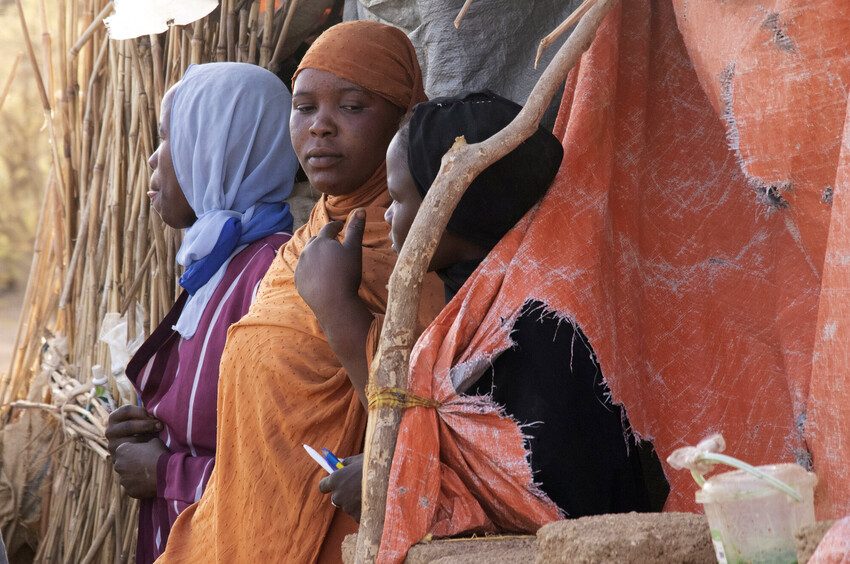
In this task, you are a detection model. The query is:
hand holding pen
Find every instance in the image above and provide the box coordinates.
[318,453,364,522]
[303,444,364,522]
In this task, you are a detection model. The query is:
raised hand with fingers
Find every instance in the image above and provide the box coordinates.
[295,207,375,405]
[296,207,367,319]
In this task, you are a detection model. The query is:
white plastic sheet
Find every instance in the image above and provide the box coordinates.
[105,0,218,40]
[98,306,145,405]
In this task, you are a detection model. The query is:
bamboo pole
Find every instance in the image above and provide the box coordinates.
[68,1,114,59]
[268,0,298,73]
[217,0,229,62]
[14,0,68,238]
[259,0,275,67]
[354,1,619,561]
[247,1,260,63]
[0,52,23,113]
[238,5,249,62]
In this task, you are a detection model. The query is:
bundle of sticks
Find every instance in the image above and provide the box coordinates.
[8,337,139,562]
[1,1,331,561]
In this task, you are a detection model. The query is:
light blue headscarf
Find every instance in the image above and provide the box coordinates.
[168,62,298,338]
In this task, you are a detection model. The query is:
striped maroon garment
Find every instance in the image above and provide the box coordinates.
[125,233,289,563]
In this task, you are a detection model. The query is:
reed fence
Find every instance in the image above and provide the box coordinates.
[2,1,330,560]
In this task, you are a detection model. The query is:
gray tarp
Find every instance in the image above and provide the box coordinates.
[344,0,581,126]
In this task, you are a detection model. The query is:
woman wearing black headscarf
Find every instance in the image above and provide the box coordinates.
[300,91,667,521]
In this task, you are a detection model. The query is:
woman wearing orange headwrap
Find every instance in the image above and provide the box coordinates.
[157,21,442,563]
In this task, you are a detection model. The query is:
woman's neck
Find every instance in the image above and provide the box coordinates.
[436,258,485,303]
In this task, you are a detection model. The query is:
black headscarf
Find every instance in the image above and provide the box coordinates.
[407,90,564,252]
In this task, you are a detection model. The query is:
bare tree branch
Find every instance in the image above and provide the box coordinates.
[453,0,475,29]
[535,0,598,69]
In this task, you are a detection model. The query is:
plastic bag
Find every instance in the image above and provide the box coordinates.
[98,305,145,406]
[105,0,218,40]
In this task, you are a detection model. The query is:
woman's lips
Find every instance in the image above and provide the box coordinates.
[305,150,343,169]
[307,156,342,168]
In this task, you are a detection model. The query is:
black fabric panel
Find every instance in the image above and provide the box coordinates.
[469,300,669,517]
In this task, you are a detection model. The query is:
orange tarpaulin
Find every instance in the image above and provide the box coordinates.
[378,1,850,562]
[259,0,282,13]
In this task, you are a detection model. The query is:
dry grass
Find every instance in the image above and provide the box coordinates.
[1,1,332,560]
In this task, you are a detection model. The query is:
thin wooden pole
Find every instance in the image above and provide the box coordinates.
[535,0,598,68]
[68,1,114,59]
[453,0,475,29]
[0,53,23,113]
[268,0,298,73]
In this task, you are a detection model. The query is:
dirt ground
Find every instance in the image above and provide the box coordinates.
[0,290,24,374]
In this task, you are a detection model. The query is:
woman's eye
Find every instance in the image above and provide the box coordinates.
[294,104,315,113]
[341,105,363,112]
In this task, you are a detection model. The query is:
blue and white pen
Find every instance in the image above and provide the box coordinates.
[303,444,335,474]
[322,448,345,471]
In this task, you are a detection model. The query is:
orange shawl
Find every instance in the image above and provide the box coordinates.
[158,21,443,563]
[379,1,850,561]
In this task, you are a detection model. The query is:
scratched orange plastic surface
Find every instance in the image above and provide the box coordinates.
[378,2,850,562]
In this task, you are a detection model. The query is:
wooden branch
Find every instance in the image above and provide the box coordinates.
[535,0,597,69]
[453,0,475,29]
[353,0,618,562]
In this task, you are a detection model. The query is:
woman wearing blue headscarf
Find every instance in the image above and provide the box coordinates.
[104,62,299,564]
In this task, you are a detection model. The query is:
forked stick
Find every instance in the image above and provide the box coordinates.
[535,0,598,68]
[354,0,618,562]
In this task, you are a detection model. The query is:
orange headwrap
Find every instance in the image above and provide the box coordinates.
[159,21,442,564]
[293,20,425,111]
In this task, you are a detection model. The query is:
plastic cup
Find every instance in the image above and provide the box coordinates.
[696,463,816,563]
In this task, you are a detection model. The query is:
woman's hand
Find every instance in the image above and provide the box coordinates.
[113,437,168,499]
[319,453,364,522]
[105,405,162,457]
[296,208,375,405]
[295,208,366,320]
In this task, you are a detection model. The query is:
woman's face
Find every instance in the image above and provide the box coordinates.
[148,87,196,229]
[385,134,482,271]
[290,69,404,197]
[384,134,422,253]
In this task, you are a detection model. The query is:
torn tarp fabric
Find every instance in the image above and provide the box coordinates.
[378,1,850,562]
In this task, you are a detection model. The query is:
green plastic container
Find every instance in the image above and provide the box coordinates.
[695,463,816,563]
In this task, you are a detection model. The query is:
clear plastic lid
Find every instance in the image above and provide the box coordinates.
[696,463,816,503]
